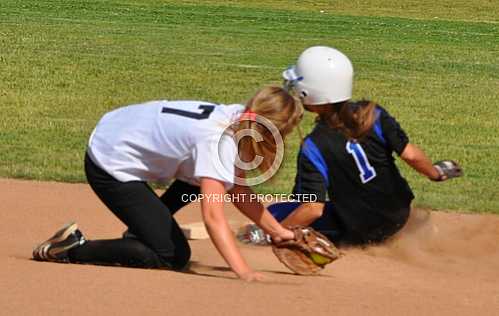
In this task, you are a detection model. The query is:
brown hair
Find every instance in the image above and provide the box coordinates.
[317,100,376,140]
[237,86,303,174]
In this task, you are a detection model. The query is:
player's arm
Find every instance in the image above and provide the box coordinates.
[228,184,294,242]
[281,139,329,226]
[378,108,440,181]
[280,202,325,227]
[400,143,441,181]
[200,177,262,281]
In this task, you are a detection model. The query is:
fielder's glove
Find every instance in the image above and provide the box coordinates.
[272,226,340,275]
[433,160,463,181]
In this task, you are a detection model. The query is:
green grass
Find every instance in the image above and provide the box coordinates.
[1,0,498,212]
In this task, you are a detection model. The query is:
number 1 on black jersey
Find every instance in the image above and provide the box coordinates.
[346,141,377,183]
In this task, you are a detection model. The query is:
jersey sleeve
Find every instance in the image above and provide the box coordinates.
[378,107,410,155]
[292,139,329,202]
[193,135,237,191]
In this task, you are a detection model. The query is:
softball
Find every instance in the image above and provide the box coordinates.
[309,253,332,265]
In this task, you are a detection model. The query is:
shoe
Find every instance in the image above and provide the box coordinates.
[236,224,271,246]
[32,222,86,263]
[122,229,138,239]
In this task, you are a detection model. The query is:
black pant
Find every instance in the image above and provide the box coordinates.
[68,154,200,270]
[334,205,411,246]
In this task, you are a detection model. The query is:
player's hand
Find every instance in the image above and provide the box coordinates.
[238,270,266,282]
[271,227,295,243]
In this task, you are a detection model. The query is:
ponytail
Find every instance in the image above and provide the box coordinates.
[237,86,303,174]
[319,100,376,140]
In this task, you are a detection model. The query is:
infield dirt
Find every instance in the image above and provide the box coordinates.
[1,179,498,315]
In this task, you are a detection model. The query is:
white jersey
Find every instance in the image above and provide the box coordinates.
[87,100,245,189]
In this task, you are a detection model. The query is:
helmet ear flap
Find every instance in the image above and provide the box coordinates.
[282,67,304,93]
[282,79,294,93]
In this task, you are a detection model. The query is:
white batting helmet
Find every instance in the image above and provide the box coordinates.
[283,46,354,105]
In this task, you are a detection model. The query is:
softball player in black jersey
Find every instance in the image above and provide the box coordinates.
[273,46,461,245]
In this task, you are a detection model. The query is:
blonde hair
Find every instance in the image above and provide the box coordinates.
[237,86,303,174]
[319,100,376,140]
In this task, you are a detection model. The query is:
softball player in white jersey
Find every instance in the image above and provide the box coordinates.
[33,86,303,281]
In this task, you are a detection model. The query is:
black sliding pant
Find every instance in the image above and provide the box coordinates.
[68,154,200,270]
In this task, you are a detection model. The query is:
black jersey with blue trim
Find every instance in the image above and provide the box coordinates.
[293,105,414,225]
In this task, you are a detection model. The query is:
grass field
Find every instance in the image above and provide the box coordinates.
[1,1,498,212]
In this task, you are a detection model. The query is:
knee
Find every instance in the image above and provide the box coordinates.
[125,241,164,269]
[171,245,192,271]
